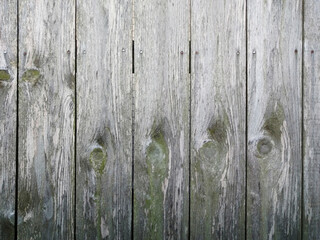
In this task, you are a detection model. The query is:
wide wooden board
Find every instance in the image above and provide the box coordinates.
[0,0,17,238]
[190,0,246,239]
[247,0,302,239]
[134,0,190,238]
[303,0,320,238]
[76,0,132,239]
[18,0,75,238]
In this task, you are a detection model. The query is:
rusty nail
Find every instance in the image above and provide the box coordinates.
[294,49,298,53]
[311,50,314,54]
[23,52,27,56]
[67,50,71,54]
[180,51,184,55]
[195,51,199,55]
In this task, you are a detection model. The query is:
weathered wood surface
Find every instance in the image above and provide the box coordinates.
[133,0,190,238]
[247,0,302,239]
[76,0,132,239]
[303,0,320,238]
[0,0,17,239]
[190,0,246,239]
[18,0,75,239]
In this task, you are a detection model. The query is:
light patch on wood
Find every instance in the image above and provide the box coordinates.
[0,0,17,239]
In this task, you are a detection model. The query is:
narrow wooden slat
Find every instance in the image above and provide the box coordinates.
[247,0,302,239]
[0,0,17,238]
[190,0,246,239]
[303,0,320,238]
[76,0,132,239]
[18,0,75,238]
[134,0,190,238]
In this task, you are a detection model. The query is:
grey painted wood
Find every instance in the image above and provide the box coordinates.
[190,0,246,239]
[247,0,302,239]
[76,0,132,239]
[0,0,17,239]
[303,0,320,238]
[18,0,75,239]
[133,0,190,238]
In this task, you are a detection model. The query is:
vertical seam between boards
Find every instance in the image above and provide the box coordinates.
[301,0,305,239]
[74,0,77,239]
[131,39,135,240]
[188,0,192,238]
[245,0,248,238]
[15,0,20,239]
[131,0,135,236]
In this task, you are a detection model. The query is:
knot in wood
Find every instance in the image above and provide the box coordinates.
[257,137,273,155]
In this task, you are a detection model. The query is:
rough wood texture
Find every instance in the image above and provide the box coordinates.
[0,0,17,239]
[190,0,246,239]
[133,0,190,238]
[18,0,75,239]
[247,0,302,239]
[76,0,132,239]
[303,0,320,238]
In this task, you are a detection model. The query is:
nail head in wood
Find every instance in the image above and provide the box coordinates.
[122,48,125,52]
[252,50,256,54]
[139,50,143,54]
[180,51,184,55]
[311,50,314,54]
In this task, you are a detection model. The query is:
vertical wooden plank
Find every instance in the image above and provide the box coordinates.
[134,0,189,239]
[190,0,246,239]
[76,0,132,239]
[0,0,17,238]
[247,0,302,239]
[18,0,75,239]
[303,0,320,238]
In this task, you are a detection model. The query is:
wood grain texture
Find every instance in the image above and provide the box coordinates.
[190,0,246,239]
[133,0,189,238]
[18,0,75,239]
[247,0,302,239]
[303,0,320,238]
[76,0,132,239]
[0,0,17,239]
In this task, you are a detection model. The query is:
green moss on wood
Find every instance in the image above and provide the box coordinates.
[263,103,285,141]
[0,70,10,81]
[207,112,229,144]
[145,125,169,238]
[89,148,107,175]
[21,69,41,85]
[89,147,107,240]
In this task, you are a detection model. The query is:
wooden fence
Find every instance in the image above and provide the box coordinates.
[0,0,319,239]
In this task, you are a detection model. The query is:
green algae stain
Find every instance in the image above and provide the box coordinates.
[145,126,169,238]
[263,103,285,141]
[0,70,10,81]
[21,69,41,85]
[191,115,230,238]
[89,147,107,240]
[90,148,107,175]
[208,120,227,144]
